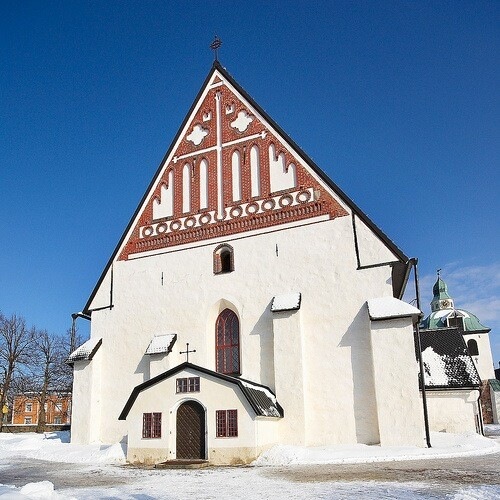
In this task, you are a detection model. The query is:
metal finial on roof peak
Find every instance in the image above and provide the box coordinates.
[210,35,222,61]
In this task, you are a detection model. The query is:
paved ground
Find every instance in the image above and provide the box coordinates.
[264,451,500,485]
[1,433,499,498]
[1,450,499,490]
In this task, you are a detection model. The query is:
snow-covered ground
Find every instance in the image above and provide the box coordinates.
[0,427,499,499]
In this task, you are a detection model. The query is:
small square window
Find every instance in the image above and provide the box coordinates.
[24,417,32,425]
[54,417,62,425]
[176,377,200,393]
[448,316,464,330]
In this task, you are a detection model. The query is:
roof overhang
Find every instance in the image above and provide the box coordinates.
[118,362,283,420]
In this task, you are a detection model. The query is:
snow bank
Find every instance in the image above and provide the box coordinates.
[0,432,125,464]
[1,429,498,469]
[253,431,500,466]
[484,424,500,437]
[0,481,75,500]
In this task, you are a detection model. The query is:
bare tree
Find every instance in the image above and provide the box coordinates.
[22,330,71,432]
[0,312,36,430]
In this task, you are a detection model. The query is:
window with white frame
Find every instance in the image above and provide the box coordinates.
[25,403,32,413]
[24,417,32,425]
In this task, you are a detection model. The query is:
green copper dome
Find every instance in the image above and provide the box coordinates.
[421,274,490,333]
[432,277,452,300]
[420,309,490,332]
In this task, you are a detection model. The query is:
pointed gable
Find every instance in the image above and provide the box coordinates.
[117,62,349,261]
[84,62,410,314]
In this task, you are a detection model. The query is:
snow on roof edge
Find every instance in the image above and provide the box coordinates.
[145,333,177,355]
[367,296,421,321]
[271,292,301,312]
[67,337,102,363]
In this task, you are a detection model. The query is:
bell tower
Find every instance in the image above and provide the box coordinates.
[430,270,454,312]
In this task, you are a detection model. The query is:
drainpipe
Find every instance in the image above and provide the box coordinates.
[70,312,91,353]
[476,390,484,436]
[411,258,431,448]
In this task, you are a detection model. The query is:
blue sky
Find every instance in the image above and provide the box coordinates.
[1,1,499,362]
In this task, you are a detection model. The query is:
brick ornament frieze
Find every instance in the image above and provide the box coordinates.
[117,74,349,260]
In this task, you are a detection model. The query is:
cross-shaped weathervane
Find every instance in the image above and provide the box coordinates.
[180,343,196,362]
[210,35,222,61]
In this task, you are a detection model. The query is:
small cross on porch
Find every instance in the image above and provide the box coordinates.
[180,343,196,363]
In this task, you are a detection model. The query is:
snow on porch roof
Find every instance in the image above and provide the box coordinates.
[145,333,177,355]
[367,297,421,321]
[271,292,301,312]
[119,362,283,420]
[66,337,102,364]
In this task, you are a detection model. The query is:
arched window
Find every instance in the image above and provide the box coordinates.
[467,339,479,356]
[231,150,242,202]
[199,159,208,210]
[213,244,234,274]
[216,309,240,375]
[250,145,260,197]
[182,163,191,213]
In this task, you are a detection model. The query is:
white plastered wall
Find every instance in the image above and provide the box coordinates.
[466,333,495,381]
[369,317,425,447]
[80,213,401,448]
[70,349,103,444]
[425,390,480,434]
[272,309,306,444]
[353,215,399,266]
[490,386,500,424]
[149,353,175,379]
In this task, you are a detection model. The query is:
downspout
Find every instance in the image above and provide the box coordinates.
[411,257,431,448]
[477,388,484,435]
[70,312,91,353]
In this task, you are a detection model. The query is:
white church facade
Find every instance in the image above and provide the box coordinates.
[70,61,433,465]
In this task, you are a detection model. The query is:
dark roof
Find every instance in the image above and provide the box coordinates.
[417,328,481,390]
[83,61,409,315]
[118,362,283,420]
[489,379,500,392]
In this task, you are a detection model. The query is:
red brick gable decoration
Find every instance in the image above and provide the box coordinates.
[119,67,348,260]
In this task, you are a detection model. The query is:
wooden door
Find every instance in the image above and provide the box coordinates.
[176,401,205,459]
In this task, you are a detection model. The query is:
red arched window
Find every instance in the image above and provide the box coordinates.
[216,309,240,375]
